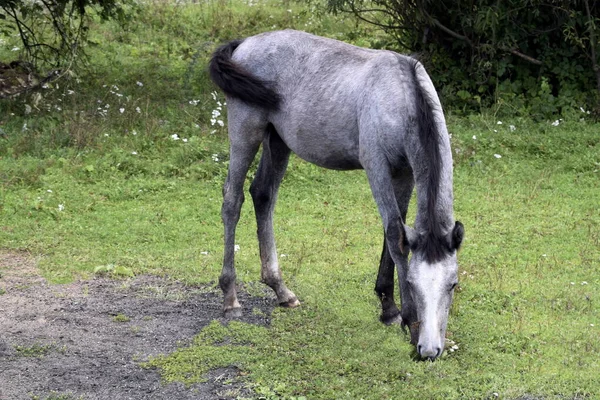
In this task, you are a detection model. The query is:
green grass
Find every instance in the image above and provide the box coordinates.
[1,0,599,398]
[14,343,53,358]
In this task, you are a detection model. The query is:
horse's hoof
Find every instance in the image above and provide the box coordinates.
[380,312,403,326]
[223,307,243,319]
[279,297,300,308]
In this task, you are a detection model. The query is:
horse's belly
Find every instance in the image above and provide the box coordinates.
[271,104,362,170]
[274,122,362,170]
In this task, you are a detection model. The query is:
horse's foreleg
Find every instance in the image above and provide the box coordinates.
[374,169,414,326]
[375,238,402,325]
[220,133,261,318]
[391,173,418,338]
[250,127,299,308]
[365,162,416,327]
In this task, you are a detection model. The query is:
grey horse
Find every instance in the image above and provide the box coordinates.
[209,29,464,360]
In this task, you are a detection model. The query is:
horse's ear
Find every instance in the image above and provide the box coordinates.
[399,218,418,255]
[449,221,464,252]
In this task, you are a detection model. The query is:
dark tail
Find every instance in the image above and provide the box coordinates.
[209,40,281,111]
[411,60,447,263]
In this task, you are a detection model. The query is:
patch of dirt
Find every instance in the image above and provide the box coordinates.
[0,251,275,400]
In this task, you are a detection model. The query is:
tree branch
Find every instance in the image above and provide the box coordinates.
[505,48,543,65]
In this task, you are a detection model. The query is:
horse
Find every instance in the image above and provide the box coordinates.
[209,29,464,360]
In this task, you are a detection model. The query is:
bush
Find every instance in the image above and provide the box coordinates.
[328,0,600,118]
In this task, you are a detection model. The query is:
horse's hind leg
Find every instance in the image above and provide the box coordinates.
[220,108,263,318]
[249,126,299,307]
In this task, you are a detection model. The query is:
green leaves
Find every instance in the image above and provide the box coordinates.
[330,0,600,116]
[0,0,136,73]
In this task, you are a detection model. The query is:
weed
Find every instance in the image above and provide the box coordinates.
[14,343,52,358]
[112,314,131,323]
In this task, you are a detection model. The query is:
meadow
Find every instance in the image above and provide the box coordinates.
[0,0,599,398]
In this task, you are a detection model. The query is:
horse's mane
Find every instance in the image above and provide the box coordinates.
[410,60,451,263]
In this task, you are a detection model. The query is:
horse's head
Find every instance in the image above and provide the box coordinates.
[400,220,464,361]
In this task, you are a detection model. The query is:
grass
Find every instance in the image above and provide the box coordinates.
[14,343,54,358]
[113,314,131,323]
[1,0,599,398]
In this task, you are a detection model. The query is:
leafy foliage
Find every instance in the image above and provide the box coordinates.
[328,0,600,117]
[0,0,132,95]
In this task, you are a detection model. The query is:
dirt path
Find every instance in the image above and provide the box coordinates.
[0,252,274,400]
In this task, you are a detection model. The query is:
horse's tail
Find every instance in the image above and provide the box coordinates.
[411,60,447,262]
[209,39,281,111]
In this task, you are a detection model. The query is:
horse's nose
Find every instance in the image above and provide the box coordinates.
[417,344,442,361]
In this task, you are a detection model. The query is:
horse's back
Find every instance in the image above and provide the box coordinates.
[229,30,421,170]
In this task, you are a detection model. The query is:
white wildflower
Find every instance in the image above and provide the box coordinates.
[200,251,209,255]
[217,120,224,127]
[47,189,53,193]
[11,47,20,51]
[509,125,516,132]
[211,154,219,162]
[58,204,65,211]
[132,130,137,136]
[582,281,588,285]
[136,81,144,87]
[234,244,240,252]
[497,121,502,125]
[494,154,502,159]
[131,151,138,155]
[182,138,188,143]
[67,90,75,95]
[119,108,125,114]
[171,134,180,141]
[551,120,560,126]
[136,107,141,114]
[472,135,477,140]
